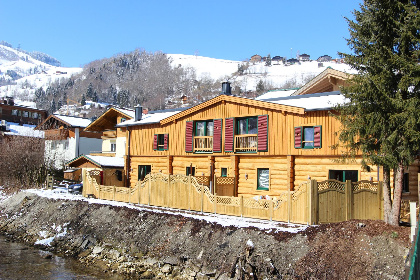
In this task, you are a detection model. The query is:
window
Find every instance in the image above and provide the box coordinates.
[153,134,168,151]
[120,117,126,123]
[138,165,151,181]
[237,117,258,135]
[116,170,123,181]
[186,166,195,176]
[195,120,213,136]
[257,168,269,190]
[294,126,322,149]
[110,143,116,152]
[32,112,38,119]
[23,111,29,118]
[328,170,358,182]
[221,168,228,177]
[403,173,409,193]
[11,109,18,116]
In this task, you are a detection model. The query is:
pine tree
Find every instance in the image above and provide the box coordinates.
[265,54,272,66]
[81,94,86,106]
[337,0,420,225]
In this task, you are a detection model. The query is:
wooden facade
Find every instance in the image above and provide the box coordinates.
[0,97,47,125]
[121,93,406,200]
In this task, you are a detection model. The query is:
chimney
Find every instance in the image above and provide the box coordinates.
[143,108,148,115]
[221,82,231,95]
[135,104,143,121]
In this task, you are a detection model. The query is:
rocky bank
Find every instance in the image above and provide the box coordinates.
[0,191,412,279]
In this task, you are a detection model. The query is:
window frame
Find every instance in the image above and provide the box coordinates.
[153,134,168,151]
[328,170,359,182]
[195,120,214,137]
[186,166,196,176]
[236,116,258,135]
[295,125,322,149]
[110,142,116,152]
[257,168,270,191]
[138,165,151,181]
[221,168,228,177]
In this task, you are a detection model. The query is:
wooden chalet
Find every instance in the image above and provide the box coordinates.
[35,114,102,169]
[118,76,419,202]
[66,155,124,187]
[0,97,47,125]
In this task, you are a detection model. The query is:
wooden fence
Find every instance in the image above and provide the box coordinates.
[83,171,383,225]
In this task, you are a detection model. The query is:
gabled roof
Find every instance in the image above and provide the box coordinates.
[85,107,135,132]
[269,91,346,111]
[160,95,305,125]
[292,67,353,96]
[117,108,186,127]
[66,154,124,168]
[35,114,92,130]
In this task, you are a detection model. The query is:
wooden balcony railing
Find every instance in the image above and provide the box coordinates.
[194,136,213,152]
[102,130,117,139]
[234,134,258,152]
[44,129,69,140]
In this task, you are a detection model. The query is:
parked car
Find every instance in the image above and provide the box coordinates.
[68,183,83,194]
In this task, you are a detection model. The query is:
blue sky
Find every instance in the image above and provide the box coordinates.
[1,0,361,67]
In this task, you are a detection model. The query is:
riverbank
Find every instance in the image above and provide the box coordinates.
[0,189,412,279]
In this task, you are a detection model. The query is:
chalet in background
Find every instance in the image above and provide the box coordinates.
[35,115,102,170]
[0,96,47,125]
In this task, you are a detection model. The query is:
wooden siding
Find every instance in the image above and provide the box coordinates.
[129,102,345,157]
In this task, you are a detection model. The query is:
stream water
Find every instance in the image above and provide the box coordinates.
[0,235,120,280]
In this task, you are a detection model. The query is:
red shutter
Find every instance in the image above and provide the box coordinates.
[153,134,158,150]
[257,115,268,152]
[224,118,234,152]
[164,134,169,150]
[294,127,302,148]
[314,126,322,148]
[185,121,193,152]
[213,119,222,152]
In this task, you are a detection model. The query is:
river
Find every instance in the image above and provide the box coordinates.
[0,235,122,280]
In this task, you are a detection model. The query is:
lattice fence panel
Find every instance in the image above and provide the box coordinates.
[318,180,345,192]
[216,196,240,206]
[292,181,307,201]
[352,181,378,192]
[216,177,235,185]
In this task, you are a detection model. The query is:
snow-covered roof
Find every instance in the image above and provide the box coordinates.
[4,122,44,138]
[268,91,346,111]
[255,88,298,101]
[117,108,186,127]
[113,108,135,118]
[53,114,92,128]
[67,154,124,168]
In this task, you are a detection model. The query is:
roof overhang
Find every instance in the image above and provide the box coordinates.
[85,107,133,132]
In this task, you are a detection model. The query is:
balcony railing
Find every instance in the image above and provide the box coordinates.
[234,134,258,152]
[45,129,69,140]
[102,130,117,139]
[194,136,213,153]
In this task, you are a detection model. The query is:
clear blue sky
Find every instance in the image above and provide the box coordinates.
[1,0,361,67]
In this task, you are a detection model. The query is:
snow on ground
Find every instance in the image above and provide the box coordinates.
[26,188,308,233]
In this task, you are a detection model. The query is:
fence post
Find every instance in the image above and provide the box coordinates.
[128,187,131,204]
[309,179,318,225]
[269,199,273,221]
[113,186,116,201]
[188,175,192,211]
[137,181,141,205]
[201,184,204,213]
[378,181,383,220]
[167,174,170,208]
[214,195,217,214]
[214,174,217,195]
[241,196,244,217]
[288,189,292,223]
[345,180,352,221]
[148,174,151,206]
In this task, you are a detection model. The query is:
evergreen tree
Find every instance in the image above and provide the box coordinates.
[256,80,265,94]
[337,0,420,225]
[265,54,272,66]
[81,94,86,106]
[86,83,94,99]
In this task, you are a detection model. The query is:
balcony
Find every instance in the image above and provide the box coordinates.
[102,130,117,139]
[234,134,258,153]
[45,129,69,140]
[194,136,213,153]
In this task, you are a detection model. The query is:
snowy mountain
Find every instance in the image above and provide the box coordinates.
[169,54,356,92]
[0,44,82,103]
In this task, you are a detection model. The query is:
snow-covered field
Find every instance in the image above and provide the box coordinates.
[26,188,307,233]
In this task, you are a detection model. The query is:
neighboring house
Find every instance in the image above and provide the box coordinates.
[317,55,333,62]
[272,56,285,64]
[117,80,419,201]
[65,154,124,186]
[84,107,135,158]
[0,96,48,125]
[299,53,310,61]
[35,115,102,169]
[292,67,353,96]
[250,54,262,64]
[286,58,300,65]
